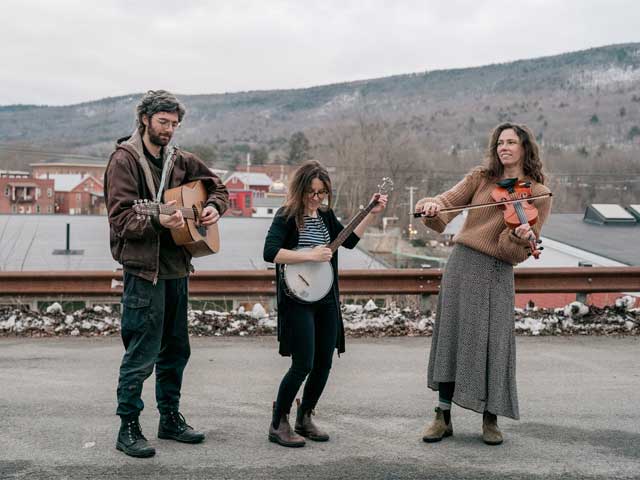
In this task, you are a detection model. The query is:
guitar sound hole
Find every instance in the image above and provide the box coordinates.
[197,225,207,237]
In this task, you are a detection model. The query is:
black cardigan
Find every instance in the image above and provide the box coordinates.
[263,207,360,356]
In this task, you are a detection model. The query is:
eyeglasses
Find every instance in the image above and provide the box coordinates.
[307,189,328,199]
[154,118,180,130]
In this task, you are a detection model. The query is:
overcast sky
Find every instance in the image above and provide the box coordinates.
[1,0,638,106]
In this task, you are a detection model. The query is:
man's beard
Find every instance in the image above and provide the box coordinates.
[147,124,172,147]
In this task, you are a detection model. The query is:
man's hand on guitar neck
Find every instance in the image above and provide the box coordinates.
[159,200,185,229]
[200,205,220,227]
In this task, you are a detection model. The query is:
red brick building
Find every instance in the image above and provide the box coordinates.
[0,172,55,214]
[226,190,254,217]
[223,172,273,217]
[31,162,106,180]
[47,174,105,215]
[240,164,297,183]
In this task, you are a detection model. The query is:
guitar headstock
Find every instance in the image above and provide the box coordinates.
[377,177,394,195]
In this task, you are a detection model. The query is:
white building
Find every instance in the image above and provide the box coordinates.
[253,196,284,218]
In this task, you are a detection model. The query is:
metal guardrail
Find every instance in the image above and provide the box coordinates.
[1,267,639,298]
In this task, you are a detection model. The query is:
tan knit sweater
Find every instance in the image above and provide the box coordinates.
[419,168,552,265]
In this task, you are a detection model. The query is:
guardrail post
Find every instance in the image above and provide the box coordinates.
[576,261,593,303]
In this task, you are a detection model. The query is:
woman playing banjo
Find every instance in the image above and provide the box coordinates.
[263,160,388,447]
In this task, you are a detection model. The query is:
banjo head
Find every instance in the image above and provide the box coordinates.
[283,249,334,303]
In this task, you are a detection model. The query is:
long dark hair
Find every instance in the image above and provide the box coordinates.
[481,122,546,184]
[282,160,332,230]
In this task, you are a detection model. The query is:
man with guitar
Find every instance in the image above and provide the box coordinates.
[104,90,228,458]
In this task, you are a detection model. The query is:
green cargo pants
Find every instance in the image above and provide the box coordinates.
[116,272,190,418]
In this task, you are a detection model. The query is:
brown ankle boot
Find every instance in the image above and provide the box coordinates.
[294,399,330,442]
[482,412,503,445]
[268,402,305,448]
[422,407,453,443]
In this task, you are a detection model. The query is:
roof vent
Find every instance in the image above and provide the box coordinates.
[626,204,640,221]
[583,204,637,225]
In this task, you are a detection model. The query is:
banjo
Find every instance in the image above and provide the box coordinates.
[282,178,393,303]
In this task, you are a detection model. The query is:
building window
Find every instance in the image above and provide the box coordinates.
[47,188,53,198]
[4,186,10,196]
[76,193,82,201]
[47,205,52,213]
[11,205,17,213]
[244,195,251,208]
[36,205,41,213]
[267,208,274,214]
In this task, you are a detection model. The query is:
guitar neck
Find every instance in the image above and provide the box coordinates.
[327,200,377,253]
[156,205,197,220]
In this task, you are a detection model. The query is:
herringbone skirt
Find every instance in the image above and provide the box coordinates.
[427,244,519,419]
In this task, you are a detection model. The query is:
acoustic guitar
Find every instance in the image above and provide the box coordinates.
[132,180,220,257]
[282,177,393,303]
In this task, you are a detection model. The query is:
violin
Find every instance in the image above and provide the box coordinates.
[412,178,552,259]
[491,178,543,259]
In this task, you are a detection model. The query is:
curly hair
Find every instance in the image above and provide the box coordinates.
[136,90,186,134]
[481,122,546,184]
[282,160,332,230]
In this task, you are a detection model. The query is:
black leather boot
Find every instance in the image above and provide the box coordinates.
[158,411,205,444]
[116,417,156,458]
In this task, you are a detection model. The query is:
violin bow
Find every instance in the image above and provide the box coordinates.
[411,192,552,218]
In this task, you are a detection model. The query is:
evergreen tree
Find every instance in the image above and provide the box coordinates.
[252,147,269,165]
[287,131,312,165]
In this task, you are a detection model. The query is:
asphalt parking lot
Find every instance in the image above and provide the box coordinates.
[1,336,639,479]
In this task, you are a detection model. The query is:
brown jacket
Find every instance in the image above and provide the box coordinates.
[104,129,229,282]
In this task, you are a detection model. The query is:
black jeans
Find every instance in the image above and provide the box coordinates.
[116,272,190,418]
[273,299,339,422]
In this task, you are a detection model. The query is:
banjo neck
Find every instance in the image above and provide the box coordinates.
[327,196,378,253]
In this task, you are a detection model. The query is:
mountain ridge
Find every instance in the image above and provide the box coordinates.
[1,42,639,166]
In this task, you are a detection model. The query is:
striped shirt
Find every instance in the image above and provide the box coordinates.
[297,215,331,248]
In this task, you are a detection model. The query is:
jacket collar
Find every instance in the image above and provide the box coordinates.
[116,129,175,201]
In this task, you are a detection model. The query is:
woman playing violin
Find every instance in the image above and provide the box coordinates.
[415,123,552,445]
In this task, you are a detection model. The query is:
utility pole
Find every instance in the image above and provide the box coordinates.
[246,152,251,173]
[406,186,418,238]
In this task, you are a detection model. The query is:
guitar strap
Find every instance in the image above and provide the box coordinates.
[128,128,158,202]
[156,145,177,203]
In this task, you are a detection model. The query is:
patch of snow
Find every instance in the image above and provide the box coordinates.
[364,300,378,312]
[46,303,63,314]
[615,296,636,311]
[251,303,268,319]
[571,66,640,88]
